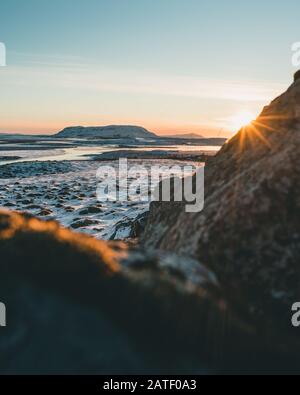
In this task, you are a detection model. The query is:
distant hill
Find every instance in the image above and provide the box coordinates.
[55,125,157,139]
[163,133,204,139]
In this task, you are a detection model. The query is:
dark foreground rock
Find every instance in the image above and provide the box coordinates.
[143,76,300,342]
[109,211,149,241]
[1,210,299,374]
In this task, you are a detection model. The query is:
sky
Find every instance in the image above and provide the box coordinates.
[0,0,299,137]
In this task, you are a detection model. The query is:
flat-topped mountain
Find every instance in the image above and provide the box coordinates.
[55,125,157,139]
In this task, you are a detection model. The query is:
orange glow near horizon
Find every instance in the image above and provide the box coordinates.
[0,121,231,138]
[230,111,256,132]
[235,112,290,152]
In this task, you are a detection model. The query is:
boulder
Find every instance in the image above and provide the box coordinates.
[0,209,292,374]
[143,77,300,336]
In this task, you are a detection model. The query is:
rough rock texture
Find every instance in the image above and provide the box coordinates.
[294,70,300,82]
[143,77,300,335]
[55,125,156,139]
[109,211,149,241]
[0,210,298,374]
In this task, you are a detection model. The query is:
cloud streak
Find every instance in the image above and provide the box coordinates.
[0,52,287,136]
[1,53,285,103]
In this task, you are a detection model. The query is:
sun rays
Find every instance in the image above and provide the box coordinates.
[231,111,256,131]
[235,113,289,151]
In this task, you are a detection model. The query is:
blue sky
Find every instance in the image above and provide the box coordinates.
[0,0,299,136]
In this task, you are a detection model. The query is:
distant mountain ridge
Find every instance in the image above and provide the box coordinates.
[55,125,157,139]
[164,133,204,139]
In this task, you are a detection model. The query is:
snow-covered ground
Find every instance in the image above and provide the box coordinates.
[0,159,199,240]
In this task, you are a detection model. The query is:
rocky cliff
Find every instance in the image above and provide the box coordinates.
[143,74,300,338]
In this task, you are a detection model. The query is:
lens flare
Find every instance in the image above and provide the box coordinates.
[231,111,256,131]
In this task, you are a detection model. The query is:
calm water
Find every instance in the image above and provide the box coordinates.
[0,145,221,166]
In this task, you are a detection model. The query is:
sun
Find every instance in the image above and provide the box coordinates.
[231,111,256,131]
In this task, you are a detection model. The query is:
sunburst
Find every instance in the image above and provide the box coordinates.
[231,111,256,131]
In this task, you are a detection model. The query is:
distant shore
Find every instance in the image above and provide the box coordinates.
[89,149,216,162]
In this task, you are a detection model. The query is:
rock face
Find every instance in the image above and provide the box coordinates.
[143,77,300,335]
[55,125,157,139]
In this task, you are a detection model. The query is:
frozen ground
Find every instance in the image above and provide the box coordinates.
[0,159,200,240]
